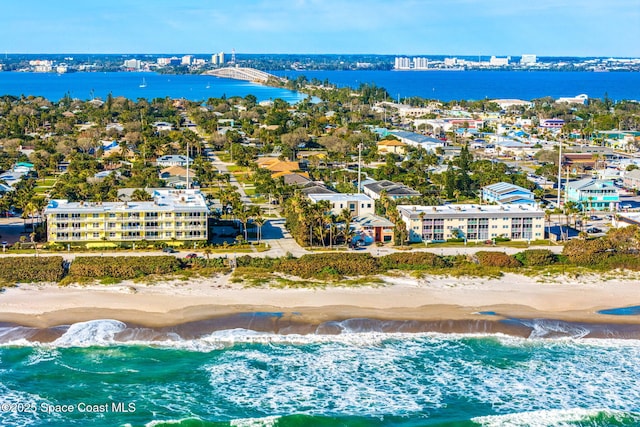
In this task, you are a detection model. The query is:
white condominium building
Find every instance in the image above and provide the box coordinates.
[44,189,209,244]
[397,204,545,243]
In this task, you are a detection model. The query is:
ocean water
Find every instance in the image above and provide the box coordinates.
[0,72,307,103]
[1,319,640,427]
[272,70,640,102]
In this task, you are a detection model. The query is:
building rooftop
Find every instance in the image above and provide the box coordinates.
[45,189,209,214]
[397,203,543,218]
[307,193,374,203]
[363,180,420,197]
[566,178,616,191]
[482,182,532,195]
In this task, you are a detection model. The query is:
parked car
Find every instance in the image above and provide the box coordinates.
[605,215,613,220]
[586,227,602,234]
[185,253,198,259]
[162,247,177,253]
[589,215,600,221]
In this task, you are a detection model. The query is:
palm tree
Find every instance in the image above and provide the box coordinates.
[254,215,265,244]
[131,188,153,201]
[339,208,354,246]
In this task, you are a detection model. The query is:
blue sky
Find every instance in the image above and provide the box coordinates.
[2,0,638,56]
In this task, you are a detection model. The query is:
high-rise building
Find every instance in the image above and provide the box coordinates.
[123,59,141,70]
[413,57,429,69]
[394,57,411,70]
[211,52,225,66]
[181,55,193,65]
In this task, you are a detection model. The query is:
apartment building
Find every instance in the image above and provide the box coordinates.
[44,189,209,244]
[397,204,545,243]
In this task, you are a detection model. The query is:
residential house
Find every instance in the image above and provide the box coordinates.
[388,131,444,153]
[153,122,173,132]
[256,157,302,177]
[156,155,193,167]
[363,180,421,201]
[44,189,209,244]
[622,169,640,191]
[352,214,395,243]
[397,204,545,243]
[307,193,375,216]
[565,178,619,211]
[377,139,407,155]
[481,182,536,206]
[159,166,188,180]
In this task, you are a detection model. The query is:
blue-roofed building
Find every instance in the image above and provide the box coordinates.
[388,131,444,153]
[565,179,619,211]
[481,182,536,206]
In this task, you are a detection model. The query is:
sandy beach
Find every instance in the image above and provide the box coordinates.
[1,272,640,338]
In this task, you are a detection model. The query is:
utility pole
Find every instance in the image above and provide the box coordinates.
[357,143,362,194]
[186,140,190,190]
[556,140,562,207]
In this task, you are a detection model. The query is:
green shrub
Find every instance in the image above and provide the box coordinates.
[235,255,280,270]
[69,256,181,280]
[475,251,522,268]
[514,249,557,266]
[276,253,379,279]
[379,252,448,270]
[0,256,65,283]
[563,239,616,265]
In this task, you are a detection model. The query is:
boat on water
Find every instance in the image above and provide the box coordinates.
[139,78,147,88]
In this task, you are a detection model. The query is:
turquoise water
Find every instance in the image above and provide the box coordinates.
[1,320,639,426]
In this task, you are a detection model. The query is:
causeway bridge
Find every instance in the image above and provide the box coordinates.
[204,67,282,83]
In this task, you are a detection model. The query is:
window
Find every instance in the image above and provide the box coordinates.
[93,233,99,238]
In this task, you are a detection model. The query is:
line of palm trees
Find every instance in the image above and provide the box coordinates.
[284,193,355,248]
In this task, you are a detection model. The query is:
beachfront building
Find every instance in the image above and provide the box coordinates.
[352,214,395,243]
[481,182,536,206]
[307,193,375,217]
[44,189,209,245]
[565,179,619,211]
[397,204,545,243]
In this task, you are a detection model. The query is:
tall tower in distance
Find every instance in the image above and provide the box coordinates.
[230,48,236,65]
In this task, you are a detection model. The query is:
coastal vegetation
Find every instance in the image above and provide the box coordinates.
[0,225,636,287]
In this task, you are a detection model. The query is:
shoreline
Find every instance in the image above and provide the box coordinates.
[1,273,640,341]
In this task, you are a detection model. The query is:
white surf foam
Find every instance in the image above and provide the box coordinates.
[472,407,632,427]
[230,415,281,427]
[52,319,127,347]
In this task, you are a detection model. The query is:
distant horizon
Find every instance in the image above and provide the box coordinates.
[3,53,640,60]
[1,1,638,57]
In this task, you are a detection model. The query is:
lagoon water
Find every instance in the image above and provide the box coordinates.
[1,70,640,103]
[273,70,640,102]
[0,71,307,103]
[1,319,640,426]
